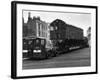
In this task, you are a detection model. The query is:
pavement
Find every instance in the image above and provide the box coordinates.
[22,47,90,69]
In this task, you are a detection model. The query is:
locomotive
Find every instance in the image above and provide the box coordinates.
[23,19,88,59]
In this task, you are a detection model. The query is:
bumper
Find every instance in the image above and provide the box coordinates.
[28,50,47,59]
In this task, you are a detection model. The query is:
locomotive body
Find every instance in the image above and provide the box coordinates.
[50,19,83,40]
[49,19,85,53]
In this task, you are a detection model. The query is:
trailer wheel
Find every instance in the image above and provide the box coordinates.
[46,50,54,59]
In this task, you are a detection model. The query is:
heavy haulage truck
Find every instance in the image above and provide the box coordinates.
[23,19,88,59]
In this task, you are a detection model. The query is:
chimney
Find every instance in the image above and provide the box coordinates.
[28,12,32,22]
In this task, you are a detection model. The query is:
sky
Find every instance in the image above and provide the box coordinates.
[23,10,91,36]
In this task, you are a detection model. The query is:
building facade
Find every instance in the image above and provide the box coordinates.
[23,12,52,49]
[23,12,49,39]
[87,27,91,47]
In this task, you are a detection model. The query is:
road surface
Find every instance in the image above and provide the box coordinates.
[23,47,90,69]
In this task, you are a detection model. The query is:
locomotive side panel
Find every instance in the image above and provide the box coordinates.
[50,19,83,41]
[65,24,83,40]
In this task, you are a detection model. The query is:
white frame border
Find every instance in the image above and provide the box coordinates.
[16,3,96,77]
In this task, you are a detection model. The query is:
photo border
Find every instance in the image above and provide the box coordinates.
[11,1,98,79]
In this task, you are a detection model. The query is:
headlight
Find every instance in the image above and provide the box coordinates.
[38,50,41,52]
[33,50,37,52]
[23,50,28,53]
[33,50,41,53]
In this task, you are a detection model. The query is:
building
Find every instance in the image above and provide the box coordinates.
[23,12,50,39]
[23,12,52,49]
[35,18,48,39]
[23,18,28,37]
[87,27,91,47]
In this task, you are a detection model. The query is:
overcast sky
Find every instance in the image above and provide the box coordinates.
[23,10,91,36]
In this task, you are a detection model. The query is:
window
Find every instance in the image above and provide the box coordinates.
[50,27,54,31]
[41,40,44,45]
[24,42,26,45]
[39,31,41,37]
[36,39,39,44]
[55,26,58,30]
[28,40,32,44]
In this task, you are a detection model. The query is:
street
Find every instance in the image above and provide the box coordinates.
[23,47,90,69]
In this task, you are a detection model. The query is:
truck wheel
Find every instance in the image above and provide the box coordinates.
[47,50,54,59]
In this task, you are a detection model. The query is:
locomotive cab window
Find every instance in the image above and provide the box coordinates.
[36,39,39,43]
[41,39,45,45]
[50,26,54,31]
[28,40,32,44]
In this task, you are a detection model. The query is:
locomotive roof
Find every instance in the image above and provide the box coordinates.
[66,24,83,31]
[50,19,83,31]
